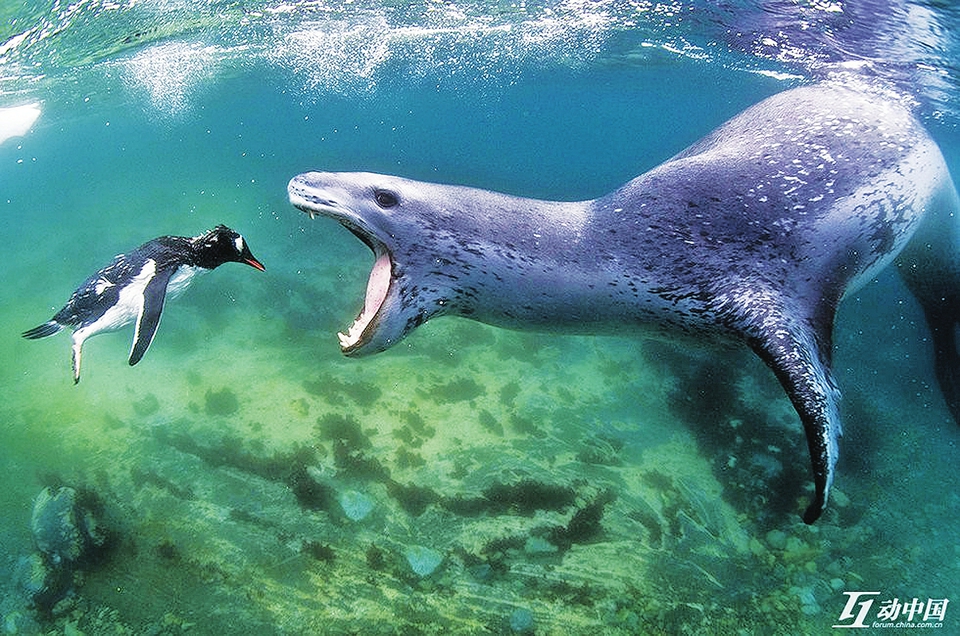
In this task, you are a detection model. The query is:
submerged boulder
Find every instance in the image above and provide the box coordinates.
[31,486,110,567]
[404,545,443,577]
[24,485,114,616]
[31,487,82,565]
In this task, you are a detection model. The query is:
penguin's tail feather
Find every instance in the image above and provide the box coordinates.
[22,321,63,339]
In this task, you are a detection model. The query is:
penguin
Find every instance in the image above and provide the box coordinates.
[22,224,265,383]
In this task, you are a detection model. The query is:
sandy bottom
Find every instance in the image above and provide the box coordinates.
[1,254,958,635]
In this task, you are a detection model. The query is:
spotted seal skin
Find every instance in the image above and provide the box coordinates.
[288,83,960,524]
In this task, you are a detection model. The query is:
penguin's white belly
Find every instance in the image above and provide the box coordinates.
[74,259,158,341]
[166,265,204,299]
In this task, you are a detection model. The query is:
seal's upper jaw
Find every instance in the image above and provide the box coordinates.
[288,172,399,356]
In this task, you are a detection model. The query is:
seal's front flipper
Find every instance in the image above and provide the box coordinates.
[129,268,174,366]
[746,304,842,524]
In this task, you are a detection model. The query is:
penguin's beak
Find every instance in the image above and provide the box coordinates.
[238,241,265,271]
[244,256,266,271]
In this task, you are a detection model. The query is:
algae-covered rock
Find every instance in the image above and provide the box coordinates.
[765,529,788,550]
[2,608,42,635]
[523,536,559,555]
[25,485,116,617]
[205,387,240,416]
[13,551,73,617]
[509,607,535,633]
[405,545,443,577]
[31,487,83,565]
[338,490,375,521]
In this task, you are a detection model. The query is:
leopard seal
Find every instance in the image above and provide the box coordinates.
[288,82,960,523]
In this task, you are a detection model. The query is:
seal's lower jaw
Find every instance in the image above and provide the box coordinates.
[338,244,391,355]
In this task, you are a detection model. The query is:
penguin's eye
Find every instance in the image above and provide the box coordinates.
[374,189,399,209]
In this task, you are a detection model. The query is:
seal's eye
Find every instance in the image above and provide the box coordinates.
[374,189,399,209]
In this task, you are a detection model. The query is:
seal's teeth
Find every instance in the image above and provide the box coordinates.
[337,321,365,350]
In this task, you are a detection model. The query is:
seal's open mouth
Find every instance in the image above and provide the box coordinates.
[338,239,391,351]
[289,187,394,355]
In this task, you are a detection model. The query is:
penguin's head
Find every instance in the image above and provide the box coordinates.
[195,225,266,271]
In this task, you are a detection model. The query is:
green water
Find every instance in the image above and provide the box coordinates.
[2,1,960,634]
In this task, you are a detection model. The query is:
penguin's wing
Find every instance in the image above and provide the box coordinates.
[129,267,175,366]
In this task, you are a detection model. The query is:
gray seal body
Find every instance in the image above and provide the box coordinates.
[289,83,960,523]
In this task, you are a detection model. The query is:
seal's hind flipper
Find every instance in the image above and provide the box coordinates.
[743,300,842,524]
[129,268,173,366]
[897,179,960,427]
[917,304,960,424]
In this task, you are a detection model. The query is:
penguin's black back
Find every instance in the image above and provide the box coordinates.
[52,236,197,329]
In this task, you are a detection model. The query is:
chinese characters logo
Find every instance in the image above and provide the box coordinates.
[834,592,949,629]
